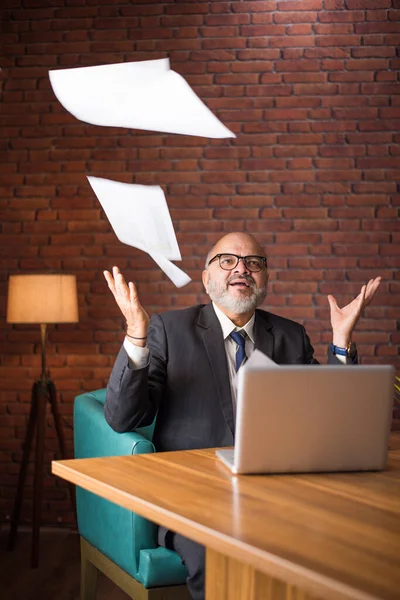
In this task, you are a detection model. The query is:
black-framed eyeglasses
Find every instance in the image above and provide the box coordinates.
[208,254,267,272]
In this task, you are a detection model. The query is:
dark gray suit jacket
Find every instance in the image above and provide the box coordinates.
[105,303,351,452]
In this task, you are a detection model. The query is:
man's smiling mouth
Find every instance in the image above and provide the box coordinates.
[228,278,252,288]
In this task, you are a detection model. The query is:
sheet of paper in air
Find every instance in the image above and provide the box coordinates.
[244,349,279,370]
[87,175,191,288]
[49,58,235,139]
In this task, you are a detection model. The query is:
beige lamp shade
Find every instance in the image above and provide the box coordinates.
[7,274,79,324]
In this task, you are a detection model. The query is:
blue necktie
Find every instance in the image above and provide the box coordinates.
[230,330,247,372]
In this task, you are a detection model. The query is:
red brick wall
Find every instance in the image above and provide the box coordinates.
[1,0,399,526]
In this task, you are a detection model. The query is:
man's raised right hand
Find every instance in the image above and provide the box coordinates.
[103,266,150,347]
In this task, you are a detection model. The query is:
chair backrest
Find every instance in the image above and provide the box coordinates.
[82,387,157,441]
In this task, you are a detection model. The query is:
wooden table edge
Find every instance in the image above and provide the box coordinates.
[52,458,384,600]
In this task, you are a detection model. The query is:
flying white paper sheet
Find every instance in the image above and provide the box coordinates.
[49,59,235,139]
[87,176,191,288]
[149,252,191,288]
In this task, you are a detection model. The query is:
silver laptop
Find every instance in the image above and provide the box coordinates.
[216,364,394,475]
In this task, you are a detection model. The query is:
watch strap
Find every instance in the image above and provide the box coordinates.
[330,343,347,356]
[330,342,357,357]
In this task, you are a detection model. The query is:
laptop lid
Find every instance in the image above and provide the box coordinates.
[233,365,394,475]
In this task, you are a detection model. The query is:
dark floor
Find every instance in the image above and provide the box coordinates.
[0,528,129,600]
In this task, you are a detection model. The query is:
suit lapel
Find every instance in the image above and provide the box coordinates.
[254,310,274,359]
[198,304,235,435]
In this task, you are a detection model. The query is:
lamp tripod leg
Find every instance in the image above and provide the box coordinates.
[8,382,39,552]
[48,381,77,523]
[31,381,47,568]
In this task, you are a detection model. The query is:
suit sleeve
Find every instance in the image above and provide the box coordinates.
[302,326,320,365]
[104,313,168,433]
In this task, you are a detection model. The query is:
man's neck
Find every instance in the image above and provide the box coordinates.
[213,302,255,327]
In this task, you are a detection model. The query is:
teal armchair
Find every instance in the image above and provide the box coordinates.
[74,389,189,600]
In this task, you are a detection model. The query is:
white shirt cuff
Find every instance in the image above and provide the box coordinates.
[123,337,150,370]
[335,353,347,365]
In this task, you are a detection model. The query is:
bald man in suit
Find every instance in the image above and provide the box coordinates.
[104,232,380,600]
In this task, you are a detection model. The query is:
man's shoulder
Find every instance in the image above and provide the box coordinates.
[151,304,207,325]
[256,308,305,332]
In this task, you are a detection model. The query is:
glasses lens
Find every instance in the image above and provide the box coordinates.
[244,256,264,272]
[219,254,238,270]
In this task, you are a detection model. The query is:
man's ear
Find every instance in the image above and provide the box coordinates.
[202,269,209,293]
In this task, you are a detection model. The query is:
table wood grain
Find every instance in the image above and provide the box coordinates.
[52,433,400,600]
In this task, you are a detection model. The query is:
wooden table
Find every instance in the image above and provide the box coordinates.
[52,433,400,600]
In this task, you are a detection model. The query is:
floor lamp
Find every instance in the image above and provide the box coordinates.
[6,274,79,568]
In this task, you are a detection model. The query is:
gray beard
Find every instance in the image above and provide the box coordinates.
[207,279,267,314]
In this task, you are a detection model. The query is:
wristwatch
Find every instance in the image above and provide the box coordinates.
[329,341,357,358]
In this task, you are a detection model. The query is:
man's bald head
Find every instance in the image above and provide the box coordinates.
[205,232,266,269]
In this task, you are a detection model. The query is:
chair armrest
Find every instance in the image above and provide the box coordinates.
[74,390,155,459]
